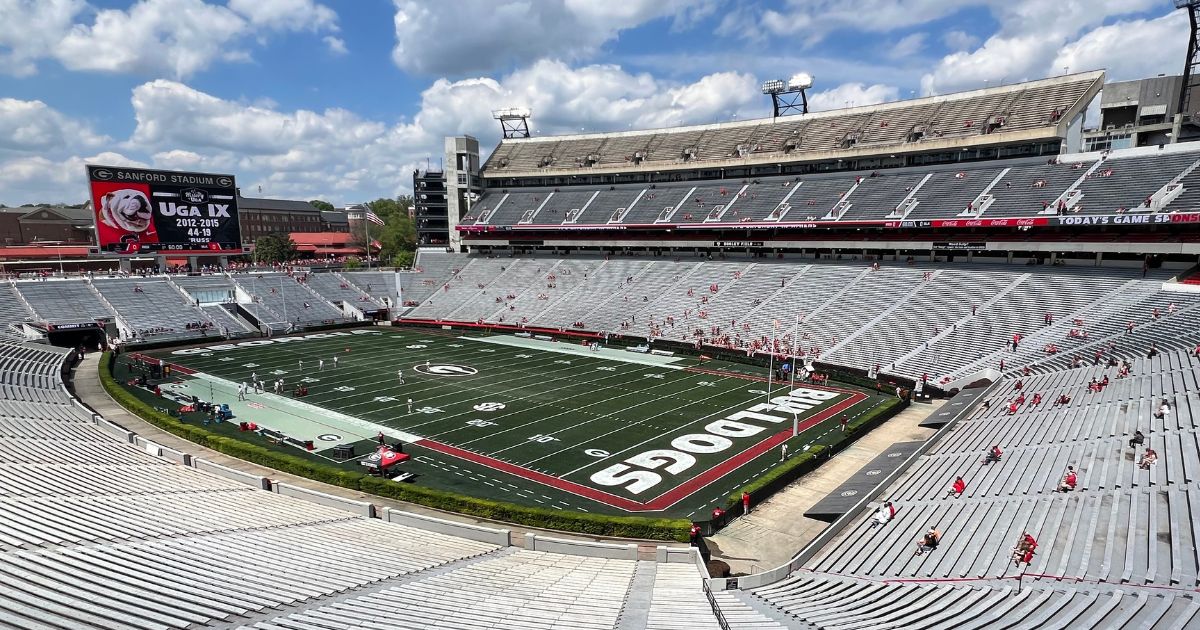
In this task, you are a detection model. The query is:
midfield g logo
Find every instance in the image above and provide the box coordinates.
[414,363,478,377]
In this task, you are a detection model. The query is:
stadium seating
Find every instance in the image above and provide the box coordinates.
[92,278,220,341]
[15,279,114,324]
[483,73,1101,175]
[400,255,1198,390]
[0,334,732,630]
[466,143,1200,228]
[729,350,1200,628]
[231,274,347,327]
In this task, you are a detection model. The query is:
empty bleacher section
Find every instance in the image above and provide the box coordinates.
[726,350,1200,627]
[465,142,1200,228]
[92,278,217,342]
[15,280,113,324]
[232,274,347,327]
[483,72,1101,175]
[401,256,1196,390]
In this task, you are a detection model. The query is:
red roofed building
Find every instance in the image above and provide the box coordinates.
[287,232,377,257]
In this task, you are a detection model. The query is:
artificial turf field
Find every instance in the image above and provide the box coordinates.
[130,326,890,519]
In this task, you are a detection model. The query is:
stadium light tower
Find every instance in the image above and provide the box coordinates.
[762,73,814,118]
[492,107,532,139]
[1176,0,1200,122]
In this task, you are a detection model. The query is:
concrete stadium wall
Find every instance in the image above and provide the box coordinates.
[384,508,510,546]
[192,457,271,491]
[272,482,374,517]
[525,534,638,560]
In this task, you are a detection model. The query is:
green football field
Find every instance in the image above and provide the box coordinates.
[132,327,889,519]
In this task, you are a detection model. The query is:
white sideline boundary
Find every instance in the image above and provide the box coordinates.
[462,335,687,369]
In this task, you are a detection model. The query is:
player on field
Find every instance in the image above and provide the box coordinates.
[397,368,404,384]
[319,359,324,371]
[333,356,339,368]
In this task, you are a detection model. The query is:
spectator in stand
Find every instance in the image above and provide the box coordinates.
[1147,343,1159,359]
[1031,392,1042,406]
[1154,399,1171,420]
[1138,448,1158,469]
[1129,430,1145,449]
[1011,532,1037,566]
[1057,466,1077,492]
[983,445,1003,465]
[914,528,942,556]
[1126,321,1135,335]
[870,502,895,528]
[946,476,966,498]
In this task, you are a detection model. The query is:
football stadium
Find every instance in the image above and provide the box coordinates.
[5,2,1200,629]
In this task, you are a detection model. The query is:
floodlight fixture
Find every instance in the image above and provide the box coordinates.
[762,74,813,118]
[789,73,814,90]
[492,107,532,139]
[761,79,787,94]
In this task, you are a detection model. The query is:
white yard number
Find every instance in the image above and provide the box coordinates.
[448,344,464,348]
[473,402,506,412]
[334,386,355,392]
[697,381,716,387]
[405,344,427,349]
[554,359,572,365]
[528,434,560,443]
[218,357,234,362]
[300,377,320,383]
[478,349,496,353]
[416,406,443,414]
[243,363,259,368]
[643,373,665,379]
[595,366,616,372]
[467,419,497,428]
[374,396,398,402]
[515,353,532,358]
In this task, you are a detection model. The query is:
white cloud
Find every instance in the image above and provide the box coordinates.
[390,0,715,75]
[323,36,347,55]
[807,82,900,111]
[0,98,109,154]
[0,151,147,206]
[1,0,338,79]
[228,0,338,31]
[1052,12,1187,84]
[0,0,85,77]
[892,33,927,58]
[942,30,979,52]
[919,0,1163,95]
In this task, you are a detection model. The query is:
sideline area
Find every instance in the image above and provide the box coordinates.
[707,400,941,574]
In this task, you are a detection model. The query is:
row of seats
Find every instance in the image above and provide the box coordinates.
[484,73,1099,173]
[729,350,1200,626]
[469,145,1200,226]
[401,255,1196,387]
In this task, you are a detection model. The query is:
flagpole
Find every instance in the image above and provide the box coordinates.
[766,320,777,403]
[363,204,372,270]
[790,312,800,436]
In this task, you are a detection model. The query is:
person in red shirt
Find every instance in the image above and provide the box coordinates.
[1057,466,1077,492]
[946,476,966,498]
[984,445,1003,464]
[1012,532,1037,566]
[1031,392,1042,406]
[742,491,751,514]
[1007,401,1019,415]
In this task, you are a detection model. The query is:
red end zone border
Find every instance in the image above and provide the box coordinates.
[417,383,869,513]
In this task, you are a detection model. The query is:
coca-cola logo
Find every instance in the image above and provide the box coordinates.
[963,220,982,227]
[1015,219,1036,226]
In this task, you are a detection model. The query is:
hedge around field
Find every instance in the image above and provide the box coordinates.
[99,352,691,542]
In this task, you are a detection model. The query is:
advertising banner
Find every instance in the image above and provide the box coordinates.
[87,164,243,254]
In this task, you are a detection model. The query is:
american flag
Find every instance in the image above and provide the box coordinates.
[365,210,385,226]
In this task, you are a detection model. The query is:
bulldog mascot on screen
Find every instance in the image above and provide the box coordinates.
[91,183,158,253]
[99,189,153,233]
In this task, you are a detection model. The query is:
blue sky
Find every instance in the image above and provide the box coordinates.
[0,0,1187,206]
